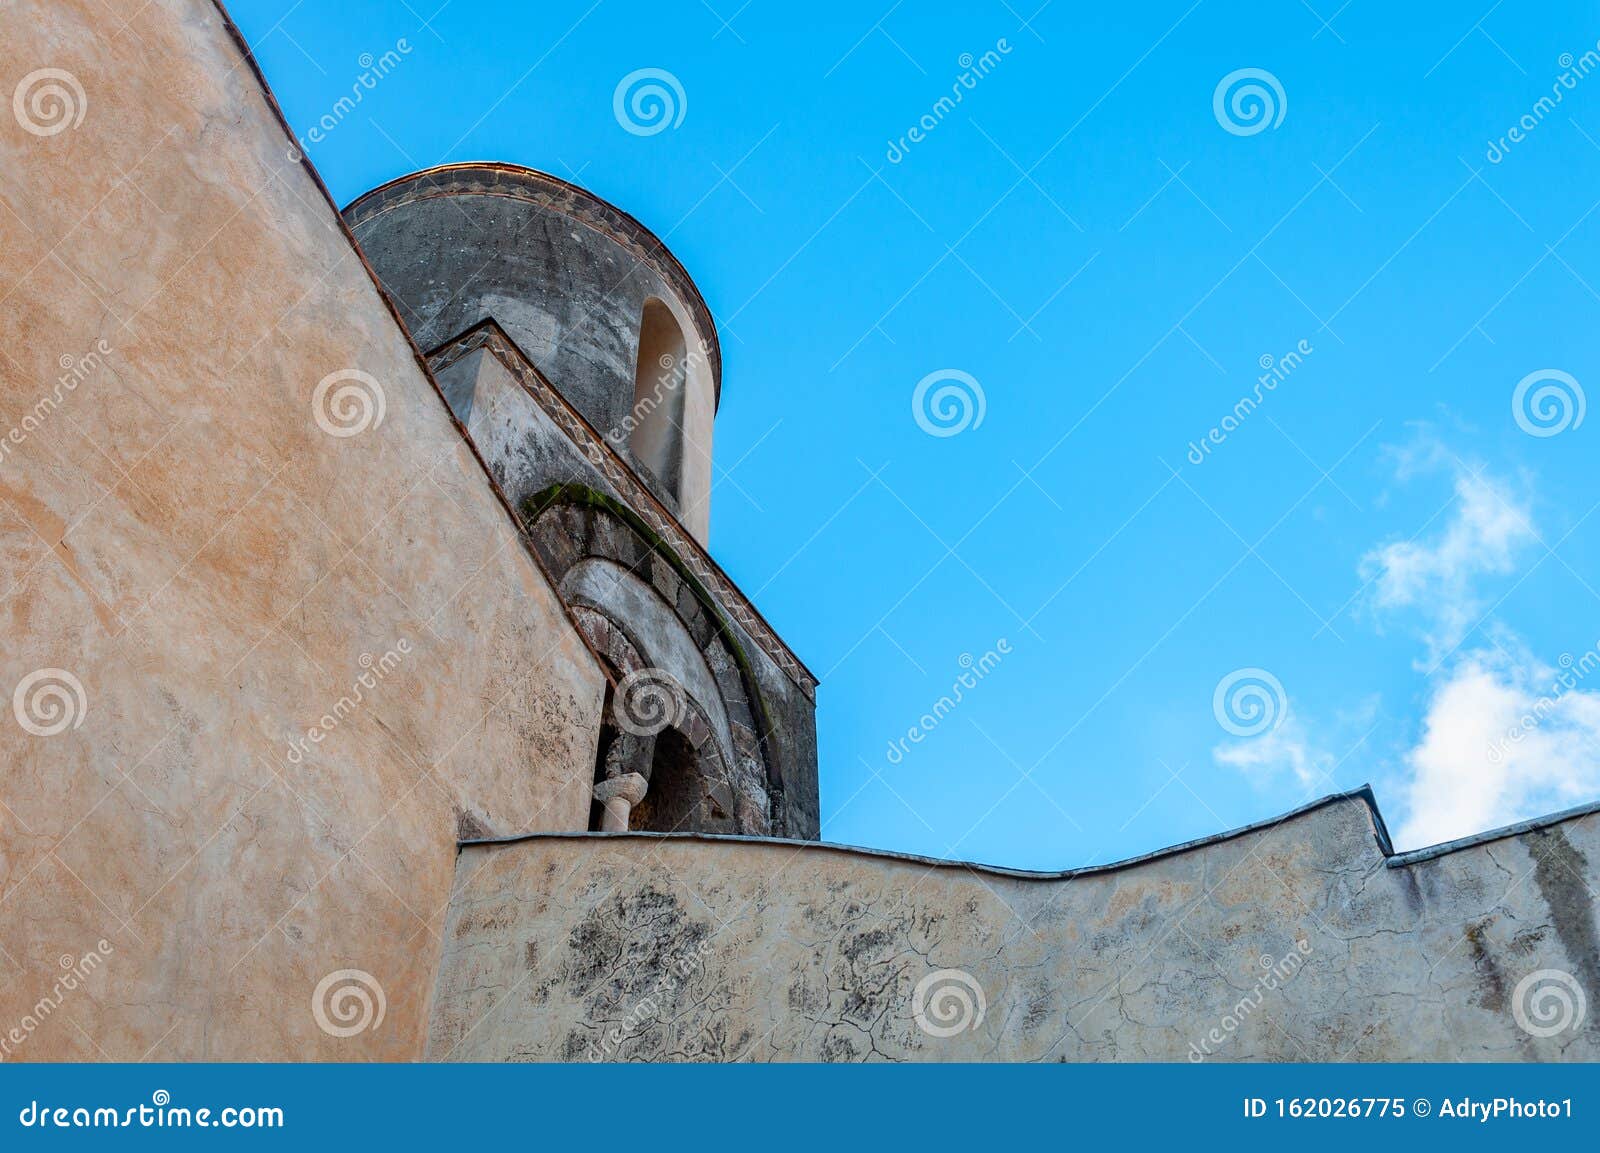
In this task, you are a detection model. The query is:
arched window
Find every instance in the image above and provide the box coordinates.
[627,727,701,832]
[628,298,688,499]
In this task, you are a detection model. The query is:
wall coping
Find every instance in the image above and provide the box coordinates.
[458,786,1600,880]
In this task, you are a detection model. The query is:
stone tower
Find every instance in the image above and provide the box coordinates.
[343,164,820,841]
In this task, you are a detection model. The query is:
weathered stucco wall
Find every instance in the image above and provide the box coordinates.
[429,791,1600,1061]
[0,0,603,1059]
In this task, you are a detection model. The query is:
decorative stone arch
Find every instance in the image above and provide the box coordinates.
[522,484,783,835]
[570,607,748,834]
[562,557,735,770]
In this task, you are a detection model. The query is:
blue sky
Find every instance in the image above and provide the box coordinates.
[230,0,1600,870]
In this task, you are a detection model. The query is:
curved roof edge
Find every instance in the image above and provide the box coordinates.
[458,786,1600,880]
[460,786,1389,879]
[341,162,723,403]
[1385,796,1600,866]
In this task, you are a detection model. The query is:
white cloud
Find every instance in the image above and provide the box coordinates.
[1356,440,1599,848]
[1359,464,1536,665]
[1393,643,1600,850]
[1213,714,1330,789]
[1214,435,1598,850]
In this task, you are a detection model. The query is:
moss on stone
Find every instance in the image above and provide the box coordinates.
[521,483,785,816]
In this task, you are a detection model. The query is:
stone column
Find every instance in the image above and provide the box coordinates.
[592,703,655,831]
[593,772,649,832]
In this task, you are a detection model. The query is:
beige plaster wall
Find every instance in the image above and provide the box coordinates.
[430,794,1600,1061]
[0,0,603,1059]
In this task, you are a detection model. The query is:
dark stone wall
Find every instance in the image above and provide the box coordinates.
[428,332,819,839]
[343,165,720,521]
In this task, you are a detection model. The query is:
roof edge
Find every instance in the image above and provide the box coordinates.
[459,787,1600,879]
[1385,796,1600,867]
[460,786,1392,880]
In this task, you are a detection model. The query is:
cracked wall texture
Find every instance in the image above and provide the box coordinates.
[429,794,1600,1061]
[0,0,604,1059]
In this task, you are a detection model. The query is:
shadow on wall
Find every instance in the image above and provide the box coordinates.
[629,298,687,499]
